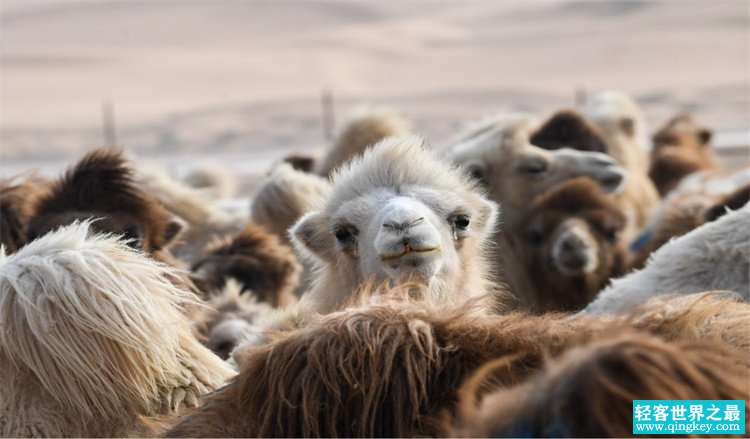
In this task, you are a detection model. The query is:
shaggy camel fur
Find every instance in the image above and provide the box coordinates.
[447,116,626,308]
[584,91,660,241]
[585,204,750,314]
[250,163,330,245]
[135,166,246,264]
[0,222,234,437]
[290,135,500,316]
[517,177,628,312]
[164,289,749,437]
[530,109,608,153]
[632,182,750,268]
[190,223,301,307]
[25,149,186,266]
[451,334,750,438]
[164,293,609,438]
[649,113,718,197]
[315,108,411,177]
[0,176,49,253]
[194,280,272,360]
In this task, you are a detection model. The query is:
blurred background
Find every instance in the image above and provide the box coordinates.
[2,0,748,181]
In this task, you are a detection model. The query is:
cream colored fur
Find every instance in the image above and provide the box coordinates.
[0,222,235,437]
[136,167,246,264]
[316,108,412,177]
[251,163,331,244]
[584,90,660,241]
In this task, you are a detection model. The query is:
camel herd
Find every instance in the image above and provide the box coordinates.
[0,89,748,437]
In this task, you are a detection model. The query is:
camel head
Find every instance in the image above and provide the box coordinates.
[292,135,498,312]
[447,116,626,228]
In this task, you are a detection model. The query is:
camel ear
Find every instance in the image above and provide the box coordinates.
[463,160,489,186]
[161,214,187,248]
[698,128,713,146]
[291,211,335,260]
[474,196,501,236]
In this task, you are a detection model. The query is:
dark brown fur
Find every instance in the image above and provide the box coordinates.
[283,154,317,173]
[163,290,748,437]
[26,149,184,258]
[164,293,611,438]
[0,177,50,253]
[190,223,301,307]
[518,177,628,312]
[649,113,718,197]
[451,335,750,438]
[530,110,608,153]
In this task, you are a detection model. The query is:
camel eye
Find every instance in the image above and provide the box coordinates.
[452,215,470,231]
[518,159,548,175]
[333,225,357,245]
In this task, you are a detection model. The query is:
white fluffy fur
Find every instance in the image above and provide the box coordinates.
[136,167,246,264]
[585,205,750,314]
[291,135,499,316]
[0,222,234,437]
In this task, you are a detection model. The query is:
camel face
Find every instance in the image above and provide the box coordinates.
[547,219,600,276]
[448,124,625,227]
[330,190,471,285]
[292,136,498,311]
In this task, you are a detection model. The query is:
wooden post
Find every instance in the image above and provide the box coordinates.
[321,88,335,142]
[102,99,117,147]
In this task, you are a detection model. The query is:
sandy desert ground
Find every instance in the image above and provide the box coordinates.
[1,0,748,188]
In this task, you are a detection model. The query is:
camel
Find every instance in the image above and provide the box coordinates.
[451,334,750,438]
[193,280,273,360]
[25,149,186,268]
[585,204,750,314]
[530,109,608,153]
[649,113,719,197]
[135,166,247,265]
[250,163,330,245]
[0,222,234,437]
[0,176,50,253]
[631,182,749,268]
[190,223,301,307]
[163,289,750,437]
[446,115,626,231]
[181,164,237,200]
[446,115,626,308]
[289,135,500,316]
[315,108,411,177]
[583,90,660,241]
[517,177,629,311]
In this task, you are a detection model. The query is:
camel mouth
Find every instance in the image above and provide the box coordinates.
[379,244,442,261]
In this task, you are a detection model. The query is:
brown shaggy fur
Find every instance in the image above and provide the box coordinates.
[0,177,49,253]
[451,334,750,438]
[530,109,608,153]
[163,291,610,437]
[633,183,750,268]
[649,113,718,197]
[163,290,749,437]
[26,149,184,263]
[517,177,628,312]
[190,223,301,307]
